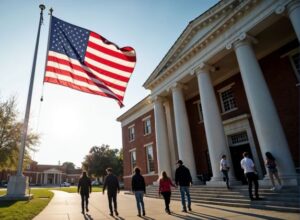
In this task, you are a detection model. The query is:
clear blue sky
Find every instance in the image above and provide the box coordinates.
[0,0,218,167]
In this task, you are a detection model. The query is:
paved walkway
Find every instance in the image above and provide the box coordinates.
[33,190,300,220]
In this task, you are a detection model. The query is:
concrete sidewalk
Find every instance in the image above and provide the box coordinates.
[33,190,300,220]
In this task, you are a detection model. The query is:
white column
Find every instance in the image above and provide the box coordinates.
[171,84,198,181]
[54,173,56,185]
[196,65,234,181]
[153,96,172,177]
[44,173,48,185]
[164,100,178,178]
[287,0,300,42]
[233,38,297,184]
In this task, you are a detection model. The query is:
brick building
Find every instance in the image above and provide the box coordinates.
[117,0,300,190]
[0,161,82,186]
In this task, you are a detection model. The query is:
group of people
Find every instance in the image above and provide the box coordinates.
[77,167,120,216]
[77,160,193,217]
[131,159,193,216]
[77,151,283,216]
[220,151,283,200]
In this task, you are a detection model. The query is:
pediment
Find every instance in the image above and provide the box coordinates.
[143,0,256,89]
[44,168,62,173]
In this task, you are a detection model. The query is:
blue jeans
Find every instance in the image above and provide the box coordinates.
[134,191,145,214]
[179,186,191,209]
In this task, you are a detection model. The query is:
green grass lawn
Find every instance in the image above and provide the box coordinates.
[0,186,102,220]
[0,188,53,220]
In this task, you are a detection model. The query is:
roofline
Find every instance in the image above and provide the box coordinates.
[143,0,232,88]
[116,95,152,122]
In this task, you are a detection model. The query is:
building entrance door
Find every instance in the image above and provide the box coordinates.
[229,144,253,184]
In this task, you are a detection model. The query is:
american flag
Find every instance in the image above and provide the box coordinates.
[44,16,136,107]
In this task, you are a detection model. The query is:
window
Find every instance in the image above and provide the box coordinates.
[145,145,155,173]
[130,150,137,172]
[229,132,249,146]
[143,117,151,135]
[128,125,135,141]
[26,164,31,170]
[194,100,203,122]
[289,51,300,84]
[218,84,237,113]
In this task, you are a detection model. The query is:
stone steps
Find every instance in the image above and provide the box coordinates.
[141,185,300,213]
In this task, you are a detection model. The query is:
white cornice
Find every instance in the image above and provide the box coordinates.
[116,96,154,127]
[144,0,294,94]
[144,0,259,89]
[143,0,234,87]
[144,0,270,90]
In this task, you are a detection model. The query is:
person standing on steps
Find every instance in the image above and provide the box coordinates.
[265,151,282,191]
[220,155,230,189]
[103,167,120,216]
[77,171,92,214]
[175,160,193,212]
[131,167,146,217]
[240,152,261,200]
[158,171,176,214]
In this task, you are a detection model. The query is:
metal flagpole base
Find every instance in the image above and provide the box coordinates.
[2,175,32,200]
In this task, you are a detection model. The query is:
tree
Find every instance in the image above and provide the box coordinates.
[82,144,122,180]
[62,161,76,172]
[0,96,39,170]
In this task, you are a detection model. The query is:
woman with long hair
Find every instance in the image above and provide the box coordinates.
[265,152,282,190]
[158,171,176,214]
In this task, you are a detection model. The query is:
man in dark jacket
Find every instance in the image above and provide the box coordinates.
[131,167,146,216]
[103,167,120,216]
[77,171,92,214]
[175,160,193,212]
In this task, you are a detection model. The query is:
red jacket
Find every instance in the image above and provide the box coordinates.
[159,178,175,193]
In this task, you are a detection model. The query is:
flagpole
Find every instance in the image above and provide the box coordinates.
[16,4,46,176]
[40,7,53,102]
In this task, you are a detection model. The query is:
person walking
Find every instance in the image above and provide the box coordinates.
[220,155,230,189]
[240,152,260,200]
[77,171,92,214]
[175,160,193,212]
[265,151,282,191]
[131,167,146,217]
[158,171,176,214]
[103,167,120,216]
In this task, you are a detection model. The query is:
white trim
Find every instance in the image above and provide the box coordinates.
[218,83,238,113]
[143,142,154,148]
[128,126,135,142]
[220,107,238,115]
[128,124,135,129]
[142,115,151,121]
[217,82,235,93]
[223,114,263,178]
[143,117,152,136]
[128,148,136,152]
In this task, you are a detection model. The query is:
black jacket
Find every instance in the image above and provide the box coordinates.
[175,165,193,186]
[78,176,92,195]
[103,173,120,194]
[131,174,146,193]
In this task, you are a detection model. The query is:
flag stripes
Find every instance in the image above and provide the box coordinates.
[44,16,136,107]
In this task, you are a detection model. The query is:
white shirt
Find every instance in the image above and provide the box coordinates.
[240,157,255,173]
[220,159,229,171]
